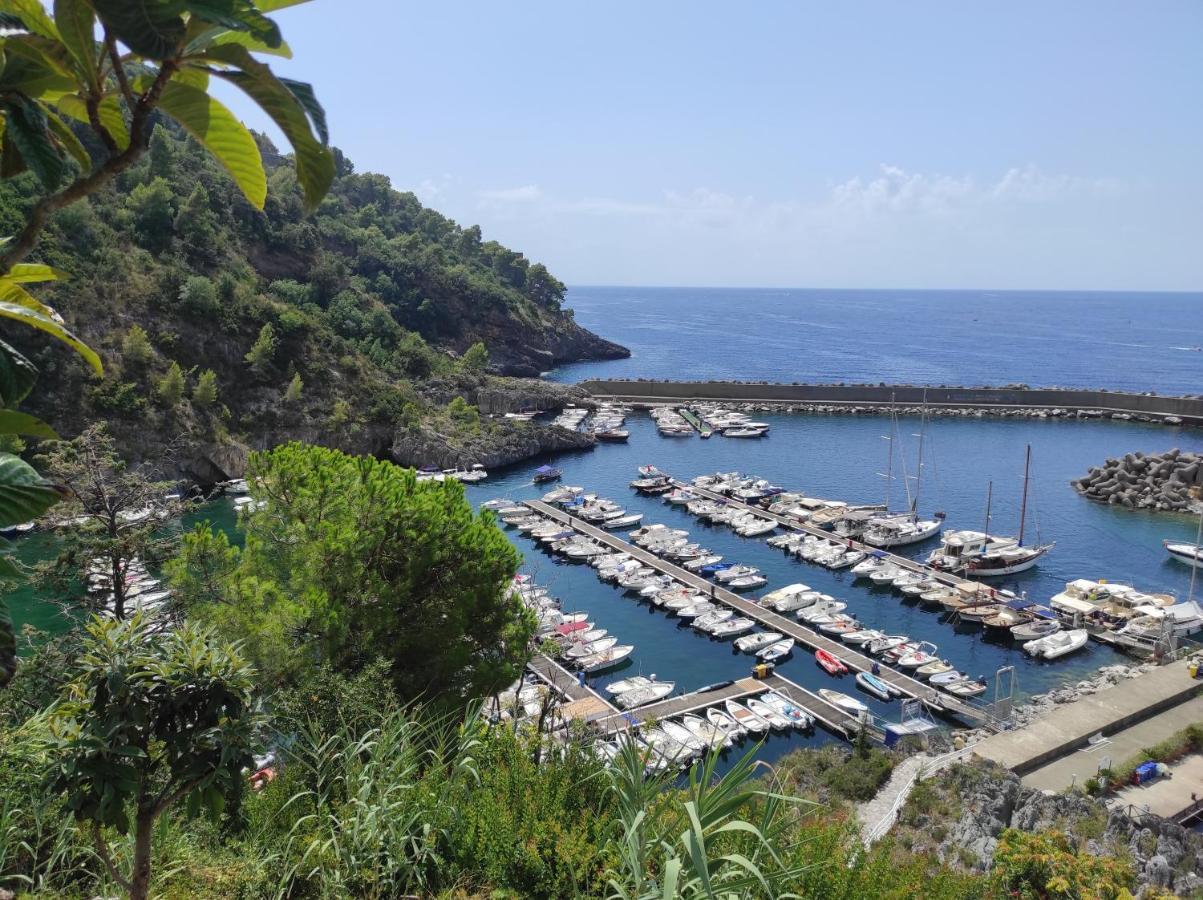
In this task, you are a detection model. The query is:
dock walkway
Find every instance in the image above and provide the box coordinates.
[523,499,997,730]
[527,653,618,723]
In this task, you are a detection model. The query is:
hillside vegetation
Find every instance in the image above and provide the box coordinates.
[0,123,622,480]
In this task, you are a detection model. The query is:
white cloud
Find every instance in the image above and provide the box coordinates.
[478,184,544,203]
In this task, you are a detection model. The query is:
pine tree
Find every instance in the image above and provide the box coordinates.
[121,325,152,366]
[193,369,218,408]
[174,184,217,254]
[461,341,489,373]
[284,372,303,403]
[157,361,184,407]
[245,323,278,375]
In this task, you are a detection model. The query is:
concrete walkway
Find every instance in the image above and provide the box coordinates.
[1021,694,1203,792]
[1111,754,1203,819]
[973,659,1203,775]
[855,754,928,843]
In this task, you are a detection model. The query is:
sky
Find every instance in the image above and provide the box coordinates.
[220,1,1203,291]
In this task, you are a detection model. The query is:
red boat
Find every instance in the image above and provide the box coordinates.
[554,620,590,636]
[815,649,848,675]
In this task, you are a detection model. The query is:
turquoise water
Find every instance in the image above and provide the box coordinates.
[550,287,1203,394]
[469,411,1203,757]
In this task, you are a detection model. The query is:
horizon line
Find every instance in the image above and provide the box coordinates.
[565,284,1203,295]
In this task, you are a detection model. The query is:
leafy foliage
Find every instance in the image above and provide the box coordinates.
[45,613,260,900]
[191,367,218,407]
[990,828,1135,899]
[173,442,536,702]
[156,359,184,406]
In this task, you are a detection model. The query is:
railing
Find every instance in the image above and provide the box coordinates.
[861,745,978,845]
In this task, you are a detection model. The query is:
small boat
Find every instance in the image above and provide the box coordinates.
[817,689,870,716]
[798,600,847,624]
[929,670,968,687]
[676,601,718,620]
[1165,540,1203,568]
[944,678,988,698]
[851,557,886,578]
[757,639,795,662]
[870,565,904,586]
[820,616,861,636]
[708,617,757,639]
[842,628,884,646]
[915,659,954,679]
[724,699,770,734]
[692,610,734,632]
[757,691,813,729]
[605,675,654,695]
[746,697,790,730]
[564,636,618,659]
[855,671,896,701]
[714,564,759,583]
[660,720,706,754]
[615,681,675,708]
[896,641,939,669]
[1023,628,1089,660]
[707,707,747,742]
[683,554,723,571]
[481,497,516,511]
[681,713,729,750]
[815,648,848,675]
[1010,617,1061,642]
[734,631,784,653]
[578,645,634,673]
[594,429,629,442]
[867,634,908,655]
[828,550,865,570]
[533,464,563,484]
[726,574,768,591]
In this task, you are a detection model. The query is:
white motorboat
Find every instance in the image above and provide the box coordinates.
[707,707,747,742]
[692,610,735,631]
[1024,628,1088,660]
[734,631,784,653]
[1164,540,1203,568]
[746,698,790,730]
[564,636,618,659]
[615,681,675,708]
[828,550,866,570]
[606,675,654,695]
[681,714,730,751]
[870,565,904,586]
[724,700,769,734]
[862,515,943,548]
[578,645,634,673]
[851,557,886,578]
[842,628,884,646]
[708,617,757,638]
[1010,617,1061,642]
[915,659,954,679]
[602,513,645,530]
[660,720,706,754]
[757,639,795,662]
[896,641,939,669]
[481,497,515,511]
[714,564,759,583]
[757,691,813,729]
[798,600,846,624]
[726,574,768,592]
[867,634,908,655]
[765,587,819,613]
[817,689,869,716]
[683,554,723,571]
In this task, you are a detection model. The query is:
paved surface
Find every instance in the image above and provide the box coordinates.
[1110,753,1203,819]
[856,754,929,838]
[974,659,1203,775]
[1021,693,1203,792]
[525,499,995,729]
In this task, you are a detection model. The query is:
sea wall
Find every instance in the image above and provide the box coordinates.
[579,380,1203,426]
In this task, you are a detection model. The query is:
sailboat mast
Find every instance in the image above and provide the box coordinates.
[883,393,896,510]
[983,480,993,538]
[912,394,927,518]
[1188,490,1202,606]
[1018,444,1032,547]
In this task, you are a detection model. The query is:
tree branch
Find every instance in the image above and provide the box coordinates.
[0,59,177,272]
[92,822,133,893]
[104,30,137,111]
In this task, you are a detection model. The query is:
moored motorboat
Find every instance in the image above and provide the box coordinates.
[817,689,870,716]
[815,648,848,675]
[724,699,769,734]
[855,671,896,701]
[758,638,795,662]
[707,707,747,742]
[746,697,790,730]
[734,631,784,653]
[758,691,814,729]
[1023,628,1088,660]
[1164,540,1202,569]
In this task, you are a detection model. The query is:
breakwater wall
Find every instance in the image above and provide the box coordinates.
[579,380,1203,426]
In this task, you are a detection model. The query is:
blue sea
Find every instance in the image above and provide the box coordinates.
[548,287,1203,394]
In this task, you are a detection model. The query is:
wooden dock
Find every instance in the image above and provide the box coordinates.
[523,499,1001,730]
[676,407,712,437]
[527,653,619,723]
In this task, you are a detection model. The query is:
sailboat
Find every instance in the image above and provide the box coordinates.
[863,397,944,548]
[926,445,1054,577]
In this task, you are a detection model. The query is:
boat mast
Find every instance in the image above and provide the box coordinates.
[983,480,993,538]
[1189,488,1202,606]
[911,390,927,519]
[1018,444,1032,547]
[880,392,896,511]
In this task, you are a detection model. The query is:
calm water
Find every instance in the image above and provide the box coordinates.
[550,288,1203,394]
[466,412,1203,761]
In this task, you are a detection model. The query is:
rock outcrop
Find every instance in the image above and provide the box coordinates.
[896,760,1203,896]
[1074,449,1203,512]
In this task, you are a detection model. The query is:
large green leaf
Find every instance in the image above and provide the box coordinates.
[185,1,281,49]
[0,300,101,374]
[204,44,331,211]
[92,0,187,60]
[0,409,57,439]
[53,0,100,88]
[0,451,64,527]
[157,81,266,209]
[0,38,79,94]
[254,0,311,10]
[0,339,38,407]
[0,277,58,315]
[280,76,325,143]
[0,0,61,39]
[1,95,66,189]
[46,107,91,171]
[55,93,130,150]
[3,263,67,284]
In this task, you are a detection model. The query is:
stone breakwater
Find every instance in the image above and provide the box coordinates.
[630,400,1189,426]
[1073,448,1203,513]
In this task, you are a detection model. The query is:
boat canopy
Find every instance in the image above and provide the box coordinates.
[1005,598,1037,611]
[535,465,558,474]
[1053,595,1096,614]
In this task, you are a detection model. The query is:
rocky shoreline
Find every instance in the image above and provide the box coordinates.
[1074,448,1203,513]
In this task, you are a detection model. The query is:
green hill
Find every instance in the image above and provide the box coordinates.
[0,124,623,480]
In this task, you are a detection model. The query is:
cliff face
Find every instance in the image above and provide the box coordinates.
[1,125,623,479]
